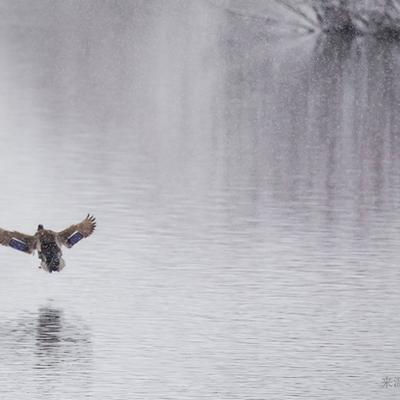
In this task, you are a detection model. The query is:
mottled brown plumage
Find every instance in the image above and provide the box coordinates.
[0,215,96,273]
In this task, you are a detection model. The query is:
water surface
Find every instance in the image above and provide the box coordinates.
[1,1,400,399]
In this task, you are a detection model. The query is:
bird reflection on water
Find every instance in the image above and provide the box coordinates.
[0,305,93,397]
[31,306,93,397]
[34,307,92,370]
[35,307,63,366]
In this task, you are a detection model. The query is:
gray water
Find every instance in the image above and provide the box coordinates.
[1,1,400,399]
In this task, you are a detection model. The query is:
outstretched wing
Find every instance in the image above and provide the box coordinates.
[57,214,96,248]
[0,229,36,254]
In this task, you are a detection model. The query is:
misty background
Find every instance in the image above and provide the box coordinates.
[1,0,400,399]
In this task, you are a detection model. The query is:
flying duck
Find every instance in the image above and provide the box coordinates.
[0,214,96,273]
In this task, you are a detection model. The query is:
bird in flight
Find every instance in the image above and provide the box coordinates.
[0,215,96,273]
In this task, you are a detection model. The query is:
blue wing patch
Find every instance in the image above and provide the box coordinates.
[9,238,29,252]
[67,231,84,246]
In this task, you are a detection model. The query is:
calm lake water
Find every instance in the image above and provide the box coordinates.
[1,1,400,399]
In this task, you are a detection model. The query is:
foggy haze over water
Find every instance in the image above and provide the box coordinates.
[1,1,400,399]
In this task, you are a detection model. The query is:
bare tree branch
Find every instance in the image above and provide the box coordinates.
[274,0,319,29]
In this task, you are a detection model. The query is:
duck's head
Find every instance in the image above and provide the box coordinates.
[37,224,44,231]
